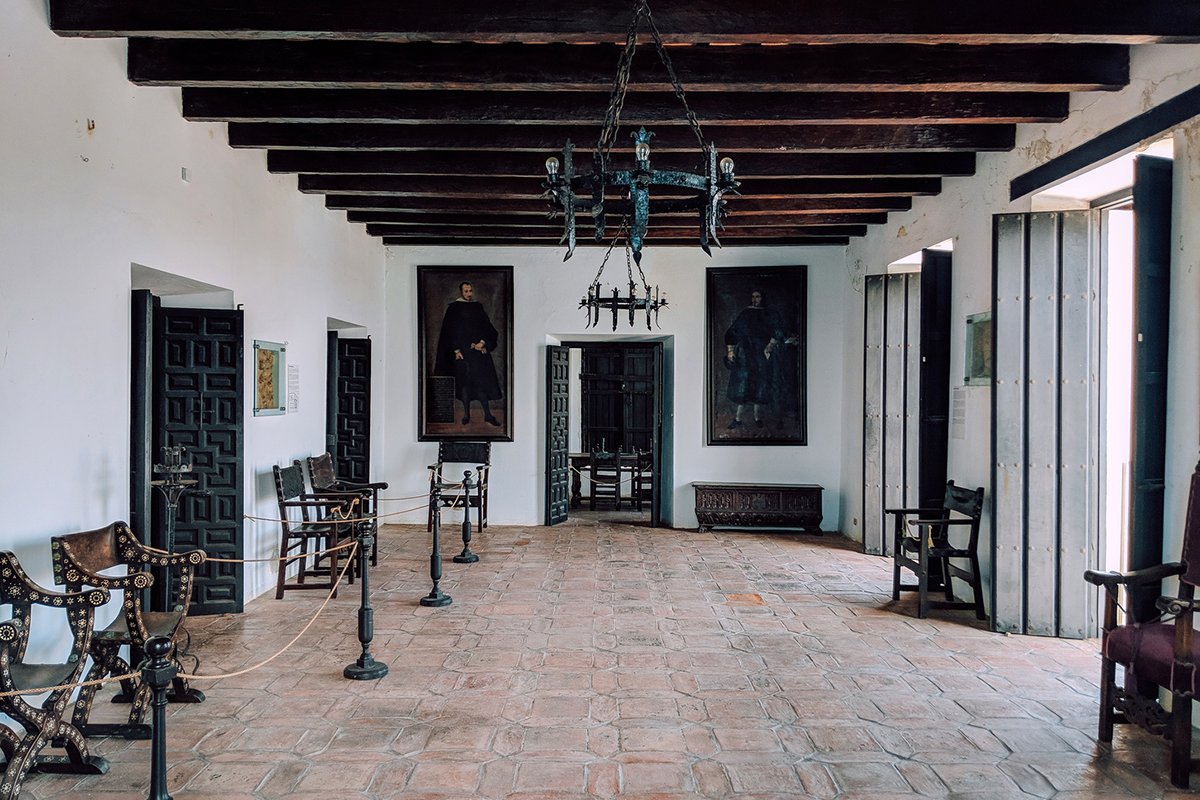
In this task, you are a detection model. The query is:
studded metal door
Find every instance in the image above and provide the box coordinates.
[335,337,372,483]
[545,345,570,525]
[993,211,1100,637]
[154,307,244,615]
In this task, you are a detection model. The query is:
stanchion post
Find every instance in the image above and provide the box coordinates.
[345,522,388,680]
[420,483,452,607]
[142,636,176,800]
[453,470,479,564]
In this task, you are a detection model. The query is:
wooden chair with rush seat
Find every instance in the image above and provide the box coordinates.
[589,449,624,511]
[51,521,207,739]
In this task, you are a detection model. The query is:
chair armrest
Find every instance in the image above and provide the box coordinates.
[884,507,943,516]
[145,549,206,568]
[0,619,24,646]
[335,479,388,491]
[283,498,354,509]
[1157,595,1200,616]
[28,584,111,609]
[1084,562,1185,588]
[906,518,975,528]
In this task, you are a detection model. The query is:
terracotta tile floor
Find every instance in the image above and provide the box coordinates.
[24,519,1195,798]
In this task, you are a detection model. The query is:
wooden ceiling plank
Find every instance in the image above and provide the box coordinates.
[183,88,1069,125]
[298,175,943,197]
[268,149,976,178]
[325,195,914,213]
[365,223,870,237]
[50,1,1200,44]
[381,237,852,247]
[346,211,888,226]
[129,39,1129,92]
[229,122,1015,152]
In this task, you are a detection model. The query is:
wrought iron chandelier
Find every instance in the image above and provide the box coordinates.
[542,0,740,264]
[579,221,668,331]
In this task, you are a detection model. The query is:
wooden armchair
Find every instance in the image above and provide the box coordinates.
[307,452,388,566]
[888,481,986,620]
[51,521,206,739]
[1084,462,1200,788]
[273,463,355,599]
[427,441,490,531]
[0,550,110,798]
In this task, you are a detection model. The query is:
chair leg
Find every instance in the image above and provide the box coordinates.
[891,526,902,602]
[917,535,930,619]
[275,537,291,599]
[942,557,956,603]
[1098,651,1116,743]
[1171,690,1193,788]
[969,556,986,620]
[328,542,339,599]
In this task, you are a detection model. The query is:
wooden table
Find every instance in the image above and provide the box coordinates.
[692,482,823,533]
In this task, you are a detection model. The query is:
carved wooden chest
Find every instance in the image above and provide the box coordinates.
[692,482,823,533]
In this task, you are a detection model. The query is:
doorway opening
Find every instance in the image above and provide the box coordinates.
[545,339,671,528]
[325,318,373,483]
[130,265,244,616]
[1028,135,1174,630]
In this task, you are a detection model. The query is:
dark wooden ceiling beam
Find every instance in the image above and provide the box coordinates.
[229,122,1015,152]
[129,39,1129,92]
[381,236,851,247]
[346,211,887,226]
[298,175,942,198]
[325,195,914,214]
[183,88,1068,125]
[268,150,975,178]
[365,223,869,237]
[50,1,1200,44]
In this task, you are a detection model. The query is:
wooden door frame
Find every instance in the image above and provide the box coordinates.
[558,339,666,527]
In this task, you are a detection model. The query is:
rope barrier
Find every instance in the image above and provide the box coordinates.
[182,541,359,681]
[568,463,638,487]
[143,538,358,565]
[0,669,141,699]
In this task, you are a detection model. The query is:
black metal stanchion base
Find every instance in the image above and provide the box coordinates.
[344,656,389,680]
[419,590,452,607]
[452,550,479,564]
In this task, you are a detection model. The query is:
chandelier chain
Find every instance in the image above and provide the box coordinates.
[597,1,643,171]
[591,219,630,285]
[641,2,706,149]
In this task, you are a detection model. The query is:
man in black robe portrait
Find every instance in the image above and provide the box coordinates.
[433,281,503,426]
[723,289,784,428]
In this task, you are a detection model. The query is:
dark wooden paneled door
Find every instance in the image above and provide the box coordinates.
[153,306,244,615]
[545,345,570,525]
[918,249,953,511]
[1128,154,1173,622]
[335,337,372,483]
[580,345,657,453]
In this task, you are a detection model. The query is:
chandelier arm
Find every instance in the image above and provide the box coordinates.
[641,1,706,150]
[597,0,644,171]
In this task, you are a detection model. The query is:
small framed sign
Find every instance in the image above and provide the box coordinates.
[964,311,993,386]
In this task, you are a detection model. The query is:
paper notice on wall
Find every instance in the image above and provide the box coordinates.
[951,386,966,440]
[286,365,300,413]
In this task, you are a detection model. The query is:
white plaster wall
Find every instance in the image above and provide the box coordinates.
[841,45,1200,608]
[0,0,386,656]
[383,245,847,530]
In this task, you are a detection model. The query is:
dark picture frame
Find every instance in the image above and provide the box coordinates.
[417,265,514,442]
[706,266,808,445]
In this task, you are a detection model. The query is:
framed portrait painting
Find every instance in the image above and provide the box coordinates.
[417,265,514,442]
[706,267,808,445]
